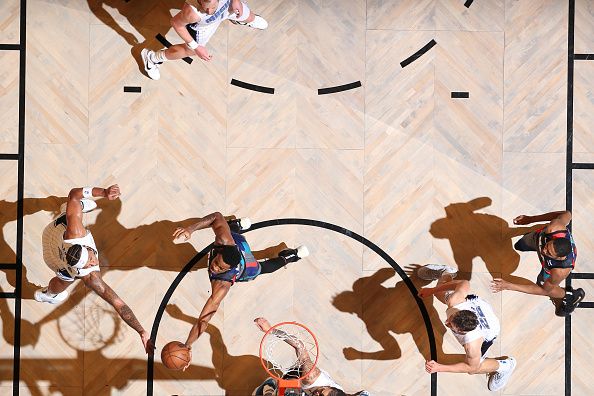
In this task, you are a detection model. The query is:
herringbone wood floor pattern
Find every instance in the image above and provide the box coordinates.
[0,0,592,395]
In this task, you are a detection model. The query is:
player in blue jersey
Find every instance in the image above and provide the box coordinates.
[172,212,308,366]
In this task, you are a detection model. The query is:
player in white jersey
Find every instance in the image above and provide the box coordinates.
[253,317,370,396]
[141,0,268,80]
[34,185,154,354]
[417,264,516,392]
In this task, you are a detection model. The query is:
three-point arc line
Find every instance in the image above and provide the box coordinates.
[400,39,437,68]
[146,218,439,396]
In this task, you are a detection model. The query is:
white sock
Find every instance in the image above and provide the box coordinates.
[150,49,168,64]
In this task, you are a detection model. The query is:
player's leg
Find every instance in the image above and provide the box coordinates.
[34,276,72,304]
[513,231,538,252]
[259,246,309,275]
[252,377,277,396]
[433,273,456,305]
[417,264,458,282]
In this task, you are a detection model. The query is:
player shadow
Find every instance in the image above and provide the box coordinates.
[86,0,202,76]
[430,197,540,284]
[166,303,268,395]
[332,266,449,363]
[0,196,65,299]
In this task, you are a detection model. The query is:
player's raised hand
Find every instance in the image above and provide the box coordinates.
[230,0,242,17]
[104,184,121,200]
[194,46,212,61]
[513,215,530,225]
[182,345,192,371]
[425,360,441,373]
[490,278,510,293]
[140,331,155,355]
[173,227,192,241]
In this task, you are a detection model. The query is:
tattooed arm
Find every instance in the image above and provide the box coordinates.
[82,271,154,354]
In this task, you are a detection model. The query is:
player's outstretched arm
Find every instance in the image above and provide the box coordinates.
[418,279,470,305]
[173,212,233,244]
[491,268,568,299]
[184,280,231,348]
[65,185,120,239]
[425,339,482,374]
[513,210,571,227]
[82,271,154,354]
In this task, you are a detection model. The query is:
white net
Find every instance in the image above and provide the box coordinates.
[261,322,318,379]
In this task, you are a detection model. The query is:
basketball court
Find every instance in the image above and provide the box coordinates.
[0,0,593,395]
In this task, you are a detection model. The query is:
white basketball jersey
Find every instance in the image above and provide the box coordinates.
[447,295,500,346]
[42,214,99,279]
[187,0,233,27]
[302,369,344,391]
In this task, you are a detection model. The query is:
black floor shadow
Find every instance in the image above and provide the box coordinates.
[332,266,447,362]
[430,197,540,284]
[86,0,183,74]
[166,303,268,395]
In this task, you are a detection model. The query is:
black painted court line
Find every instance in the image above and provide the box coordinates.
[0,44,20,50]
[0,154,19,160]
[230,78,275,94]
[0,292,16,298]
[451,91,469,98]
[574,54,594,60]
[400,39,437,68]
[123,86,141,93]
[570,272,594,279]
[146,219,439,396]
[318,81,362,95]
[155,34,193,64]
[464,0,474,8]
[13,0,26,393]
[572,162,594,169]
[0,263,17,269]
[577,302,594,308]
[565,2,575,396]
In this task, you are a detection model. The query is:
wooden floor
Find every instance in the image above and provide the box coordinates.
[1,0,593,395]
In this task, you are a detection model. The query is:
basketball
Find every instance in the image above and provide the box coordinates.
[161,341,191,370]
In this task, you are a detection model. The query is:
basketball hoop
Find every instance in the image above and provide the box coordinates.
[259,322,319,396]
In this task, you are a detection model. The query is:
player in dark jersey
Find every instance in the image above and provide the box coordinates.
[172,212,308,367]
[491,210,584,316]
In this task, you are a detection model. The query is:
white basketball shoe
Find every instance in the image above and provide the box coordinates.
[34,287,69,305]
[488,357,517,391]
[230,15,268,30]
[141,48,161,80]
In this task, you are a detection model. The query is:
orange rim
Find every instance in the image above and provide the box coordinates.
[259,321,319,382]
